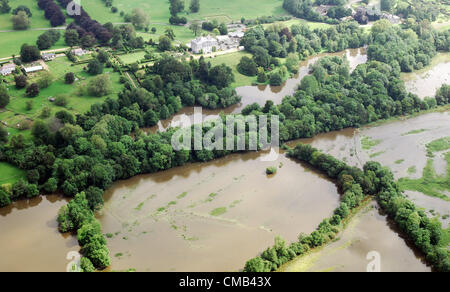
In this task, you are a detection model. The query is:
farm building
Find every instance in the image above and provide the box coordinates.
[24,66,43,73]
[42,53,56,61]
[0,63,16,76]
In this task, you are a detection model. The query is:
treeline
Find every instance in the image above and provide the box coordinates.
[364,161,449,272]
[367,20,450,72]
[242,15,292,26]
[37,0,66,27]
[76,56,240,130]
[244,144,449,272]
[57,0,112,45]
[244,143,370,272]
[240,22,367,61]
[394,0,441,22]
[242,59,450,142]
[201,20,228,35]
[282,0,340,24]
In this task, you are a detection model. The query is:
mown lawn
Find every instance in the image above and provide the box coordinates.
[0,31,67,59]
[208,51,255,88]
[0,162,26,185]
[137,24,202,45]
[118,51,148,64]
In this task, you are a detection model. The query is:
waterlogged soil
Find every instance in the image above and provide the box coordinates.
[148,48,367,133]
[0,195,78,272]
[98,150,341,272]
[278,201,431,272]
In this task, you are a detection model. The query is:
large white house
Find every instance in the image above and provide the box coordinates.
[191,36,218,54]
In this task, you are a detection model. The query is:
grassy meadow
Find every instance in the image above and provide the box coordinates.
[0,162,26,185]
[1,55,123,130]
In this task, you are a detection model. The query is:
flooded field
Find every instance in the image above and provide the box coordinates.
[402,53,450,99]
[279,201,431,272]
[0,195,78,272]
[98,151,341,272]
[148,48,367,133]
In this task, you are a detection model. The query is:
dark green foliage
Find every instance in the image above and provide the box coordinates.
[80,257,95,272]
[65,72,75,84]
[36,30,60,50]
[269,72,282,86]
[362,161,449,272]
[0,85,10,108]
[0,189,11,207]
[189,0,199,13]
[14,75,27,89]
[20,44,40,63]
[26,83,40,97]
[87,59,104,75]
[238,56,257,76]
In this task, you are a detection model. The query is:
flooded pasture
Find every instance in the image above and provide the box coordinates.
[402,53,450,99]
[0,195,78,272]
[279,201,431,272]
[98,150,341,272]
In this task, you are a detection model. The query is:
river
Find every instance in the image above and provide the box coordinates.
[0,50,447,272]
[0,195,79,272]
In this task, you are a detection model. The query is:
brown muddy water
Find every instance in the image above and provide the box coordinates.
[98,150,341,272]
[279,201,431,272]
[402,53,450,99]
[148,48,367,133]
[0,195,79,272]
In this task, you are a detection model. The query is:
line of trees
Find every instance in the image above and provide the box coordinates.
[282,0,340,24]
[364,161,449,272]
[244,143,449,272]
[36,30,60,50]
[367,20,450,72]
[58,0,112,45]
[37,0,66,27]
[244,143,370,272]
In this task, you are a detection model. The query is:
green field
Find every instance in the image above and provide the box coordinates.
[0,30,67,59]
[137,23,201,44]
[0,0,52,31]
[209,51,255,87]
[1,56,123,129]
[0,162,26,185]
[118,51,148,64]
[83,0,288,24]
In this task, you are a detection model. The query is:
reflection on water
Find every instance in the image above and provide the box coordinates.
[0,195,78,272]
[99,150,341,272]
[147,48,367,133]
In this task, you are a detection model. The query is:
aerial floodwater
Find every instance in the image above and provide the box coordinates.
[0,195,78,272]
[98,150,341,272]
[402,54,450,99]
